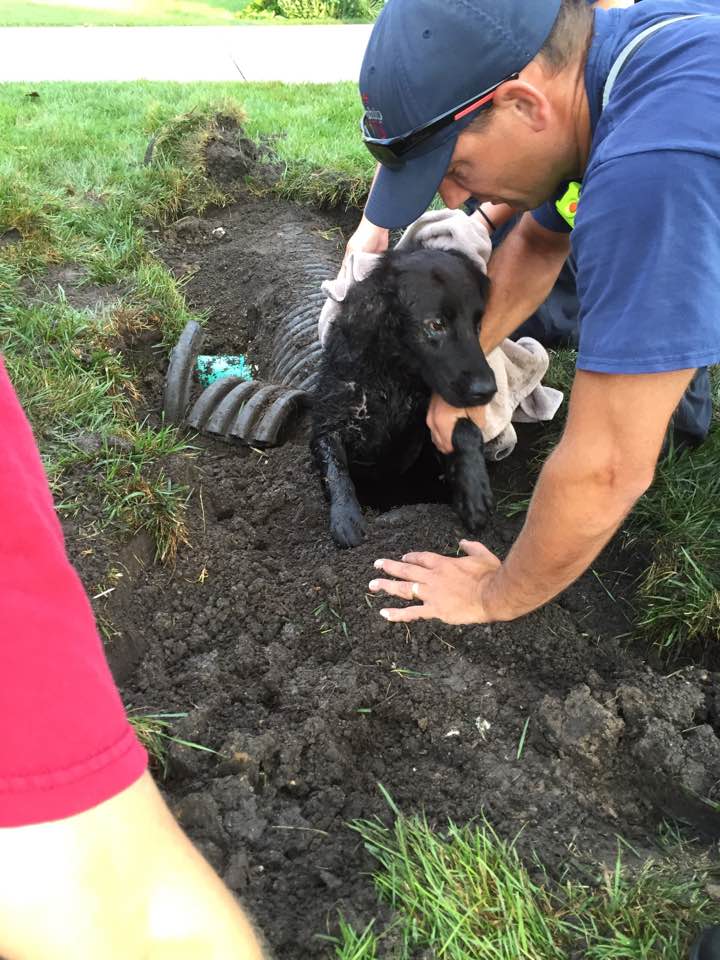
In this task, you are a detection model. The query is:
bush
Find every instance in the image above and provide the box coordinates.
[244,0,383,19]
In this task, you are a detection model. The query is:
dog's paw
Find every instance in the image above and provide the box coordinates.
[452,474,494,533]
[447,420,494,533]
[329,498,367,548]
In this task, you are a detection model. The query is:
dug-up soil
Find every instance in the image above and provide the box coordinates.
[63,176,720,954]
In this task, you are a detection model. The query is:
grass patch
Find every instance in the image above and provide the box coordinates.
[1,0,342,26]
[341,797,717,959]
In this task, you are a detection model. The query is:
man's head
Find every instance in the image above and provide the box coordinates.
[360,0,594,227]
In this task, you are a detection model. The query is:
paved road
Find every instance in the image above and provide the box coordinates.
[0,25,373,82]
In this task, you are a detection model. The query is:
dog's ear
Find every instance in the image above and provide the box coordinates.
[329,260,407,361]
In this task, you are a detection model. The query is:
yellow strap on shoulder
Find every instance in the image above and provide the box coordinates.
[556,180,582,229]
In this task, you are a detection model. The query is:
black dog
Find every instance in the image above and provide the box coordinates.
[310,247,497,548]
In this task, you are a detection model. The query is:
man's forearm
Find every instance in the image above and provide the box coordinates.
[486,442,648,621]
[480,212,570,353]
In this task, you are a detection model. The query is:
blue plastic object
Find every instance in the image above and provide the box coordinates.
[196,355,253,387]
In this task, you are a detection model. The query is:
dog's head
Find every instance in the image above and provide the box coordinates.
[381,248,497,408]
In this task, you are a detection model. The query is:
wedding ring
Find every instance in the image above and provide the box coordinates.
[411,582,421,601]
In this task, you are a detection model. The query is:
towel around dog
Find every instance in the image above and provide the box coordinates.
[318,211,563,460]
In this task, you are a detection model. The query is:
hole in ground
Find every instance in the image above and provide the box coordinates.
[353,437,448,513]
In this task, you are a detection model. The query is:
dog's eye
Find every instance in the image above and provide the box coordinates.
[424,317,446,335]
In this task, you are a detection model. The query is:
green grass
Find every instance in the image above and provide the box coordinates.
[127,711,222,775]
[628,432,720,658]
[335,797,718,960]
[1,0,376,26]
[0,80,369,555]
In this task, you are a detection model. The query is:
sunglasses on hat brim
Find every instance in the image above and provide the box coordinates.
[361,72,519,170]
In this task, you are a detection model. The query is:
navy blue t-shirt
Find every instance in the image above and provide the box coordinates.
[533,1,720,373]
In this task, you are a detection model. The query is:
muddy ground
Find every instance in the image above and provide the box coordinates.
[59,184,720,956]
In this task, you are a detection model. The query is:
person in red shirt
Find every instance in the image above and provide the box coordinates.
[0,357,268,960]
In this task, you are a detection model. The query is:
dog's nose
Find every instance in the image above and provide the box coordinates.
[466,377,497,405]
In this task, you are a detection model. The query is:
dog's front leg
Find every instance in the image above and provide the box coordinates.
[311,432,367,548]
[445,418,495,533]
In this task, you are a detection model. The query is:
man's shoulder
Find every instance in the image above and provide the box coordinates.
[595,4,720,165]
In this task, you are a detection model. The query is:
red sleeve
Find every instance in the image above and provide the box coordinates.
[0,358,147,826]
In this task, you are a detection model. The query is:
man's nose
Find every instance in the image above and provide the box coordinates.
[438,177,471,210]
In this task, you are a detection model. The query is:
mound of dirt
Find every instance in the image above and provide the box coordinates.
[64,190,720,958]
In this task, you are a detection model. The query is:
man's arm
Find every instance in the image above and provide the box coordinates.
[370,367,695,623]
[427,213,570,452]
[0,771,269,960]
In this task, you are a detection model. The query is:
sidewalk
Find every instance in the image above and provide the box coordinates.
[0,25,373,82]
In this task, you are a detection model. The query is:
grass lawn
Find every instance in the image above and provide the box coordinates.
[2,78,720,958]
[1,0,371,26]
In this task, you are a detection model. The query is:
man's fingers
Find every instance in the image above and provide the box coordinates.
[428,426,453,455]
[368,577,417,601]
[459,539,497,561]
[373,556,433,578]
[399,551,439,569]
[379,604,432,623]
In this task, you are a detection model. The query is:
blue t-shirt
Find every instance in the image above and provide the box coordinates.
[533,1,720,373]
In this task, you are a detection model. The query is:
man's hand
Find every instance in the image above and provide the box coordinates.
[344,213,389,262]
[379,368,696,627]
[368,540,503,623]
[427,392,487,454]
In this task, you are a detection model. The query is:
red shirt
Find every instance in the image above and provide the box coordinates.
[0,359,147,826]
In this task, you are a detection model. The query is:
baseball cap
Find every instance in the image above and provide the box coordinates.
[359,0,562,228]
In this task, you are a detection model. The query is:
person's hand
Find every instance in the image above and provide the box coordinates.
[344,213,389,262]
[368,540,504,624]
[427,392,487,454]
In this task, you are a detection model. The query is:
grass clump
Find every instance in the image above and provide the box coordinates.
[324,919,380,959]
[343,799,717,959]
[628,432,720,657]
[353,807,568,959]
[0,262,193,559]
[128,711,222,776]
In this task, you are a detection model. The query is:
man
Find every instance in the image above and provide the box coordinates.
[348,0,720,630]
[0,359,268,959]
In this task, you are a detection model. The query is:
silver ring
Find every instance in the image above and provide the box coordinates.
[411,582,421,601]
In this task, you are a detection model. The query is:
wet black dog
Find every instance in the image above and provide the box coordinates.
[310,247,497,548]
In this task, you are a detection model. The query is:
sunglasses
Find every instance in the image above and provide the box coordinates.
[361,72,519,170]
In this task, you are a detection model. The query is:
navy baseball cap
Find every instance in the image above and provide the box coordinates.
[360,0,562,228]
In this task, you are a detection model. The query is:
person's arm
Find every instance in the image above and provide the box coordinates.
[427,212,570,453]
[345,164,390,257]
[0,771,269,960]
[0,358,269,960]
[369,367,695,623]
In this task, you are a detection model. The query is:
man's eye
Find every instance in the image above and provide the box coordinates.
[425,318,445,334]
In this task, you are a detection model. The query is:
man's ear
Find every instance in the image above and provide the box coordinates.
[493,80,549,133]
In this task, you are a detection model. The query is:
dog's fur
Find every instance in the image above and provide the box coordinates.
[310,247,497,548]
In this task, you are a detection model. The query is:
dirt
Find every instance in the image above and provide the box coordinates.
[58,178,720,955]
